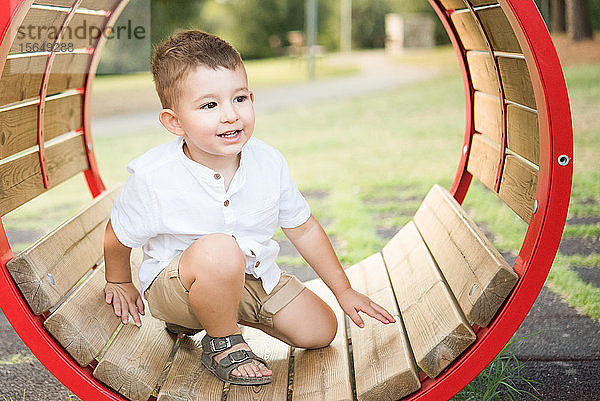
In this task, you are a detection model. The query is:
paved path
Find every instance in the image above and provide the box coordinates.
[90,51,435,137]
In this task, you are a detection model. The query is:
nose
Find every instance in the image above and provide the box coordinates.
[220,102,238,123]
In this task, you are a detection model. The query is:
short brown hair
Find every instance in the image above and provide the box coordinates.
[151,30,243,109]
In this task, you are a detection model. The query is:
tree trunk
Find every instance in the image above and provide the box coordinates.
[551,0,566,32]
[566,0,593,41]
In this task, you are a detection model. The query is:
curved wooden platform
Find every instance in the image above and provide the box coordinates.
[0,1,572,400]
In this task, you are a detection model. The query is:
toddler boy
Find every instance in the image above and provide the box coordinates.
[104,30,395,385]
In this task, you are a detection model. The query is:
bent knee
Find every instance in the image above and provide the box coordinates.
[297,310,338,349]
[182,233,245,277]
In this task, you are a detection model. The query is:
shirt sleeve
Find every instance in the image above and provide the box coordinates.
[277,152,311,228]
[110,167,157,248]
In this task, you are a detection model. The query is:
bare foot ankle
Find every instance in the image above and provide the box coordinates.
[213,343,272,378]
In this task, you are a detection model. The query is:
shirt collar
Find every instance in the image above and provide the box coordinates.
[177,137,248,192]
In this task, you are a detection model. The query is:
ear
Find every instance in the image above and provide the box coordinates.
[159,109,184,136]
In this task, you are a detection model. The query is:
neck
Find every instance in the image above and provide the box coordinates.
[183,142,240,173]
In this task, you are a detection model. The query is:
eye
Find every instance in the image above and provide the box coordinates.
[234,95,248,103]
[200,102,217,109]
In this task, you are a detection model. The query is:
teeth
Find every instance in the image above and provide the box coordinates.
[220,130,239,137]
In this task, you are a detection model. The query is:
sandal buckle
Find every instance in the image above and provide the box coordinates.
[210,337,232,352]
[229,350,249,364]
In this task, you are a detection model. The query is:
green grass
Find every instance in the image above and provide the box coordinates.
[452,335,541,401]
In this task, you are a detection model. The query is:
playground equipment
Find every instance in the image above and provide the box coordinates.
[0,0,572,400]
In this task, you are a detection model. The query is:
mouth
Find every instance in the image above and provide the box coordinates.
[217,129,242,138]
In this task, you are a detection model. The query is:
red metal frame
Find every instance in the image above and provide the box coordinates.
[38,0,84,188]
[0,0,573,400]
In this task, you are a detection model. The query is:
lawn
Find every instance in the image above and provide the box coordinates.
[4,48,598,323]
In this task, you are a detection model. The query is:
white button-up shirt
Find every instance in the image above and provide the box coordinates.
[110,136,311,295]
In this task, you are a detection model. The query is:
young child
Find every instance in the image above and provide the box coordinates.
[103,30,395,386]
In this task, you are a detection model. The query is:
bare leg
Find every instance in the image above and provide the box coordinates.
[178,233,272,378]
[241,287,338,349]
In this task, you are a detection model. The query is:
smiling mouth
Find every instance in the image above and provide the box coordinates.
[217,130,241,138]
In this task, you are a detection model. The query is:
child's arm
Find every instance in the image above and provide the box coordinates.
[282,215,396,328]
[104,220,145,327]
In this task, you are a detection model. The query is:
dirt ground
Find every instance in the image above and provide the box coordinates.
[551,33,600,65]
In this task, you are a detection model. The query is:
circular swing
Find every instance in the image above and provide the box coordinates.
[0,1,572,400]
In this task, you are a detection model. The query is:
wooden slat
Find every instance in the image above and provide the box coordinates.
[382,222,475,378]
[451,11,487,51]
[0,93,82,160]
[6,186,119,313]
[467,51,536,109]
[474,91,502,143]
[467,51,499,96]
[292,279,353,401]
[10,8,65,54]
[0,132,89,215]
[467,133,500,192]
[507,104,539,165]
[43,264,121,366]
[156,334,224,401]
[347,253,421,401]
[11,9,107,54]
[34,0,117,10]
[413,185,518,327]
[498,56,536,109]
[94,313,176,401]
[439,0,466,9]
[471,0,498,5]
[0,52,90,107]
[477,6,521,53]
[499,155,538,222]
[227,326,291,401]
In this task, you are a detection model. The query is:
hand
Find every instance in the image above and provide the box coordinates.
[105,282,145,327]
[335,287,396,328]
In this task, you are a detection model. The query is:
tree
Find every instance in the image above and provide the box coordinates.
[550,0,566,32]
[151,0,204,45]
[566,0,593,41]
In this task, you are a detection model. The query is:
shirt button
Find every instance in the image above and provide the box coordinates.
[255,261,260,267]
[224,200,230,207]
[214,173,221,180]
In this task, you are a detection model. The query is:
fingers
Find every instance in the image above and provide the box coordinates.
[105,291,113,305]
[348,307,365,328]
[128,300,142,327]
[118,293,129,324]
[369,301,396,324]
[136,295,145,316]
[354,301,396,327]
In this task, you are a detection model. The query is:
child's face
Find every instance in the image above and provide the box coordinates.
[169,64,255,166]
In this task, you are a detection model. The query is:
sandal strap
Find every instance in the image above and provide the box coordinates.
[201,333,246,356]
[218,349,269,369]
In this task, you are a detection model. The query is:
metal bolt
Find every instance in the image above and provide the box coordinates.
[558,154,570,166]
[533,199,538,214]
[463,144,468,155]
[87,143,92,152]
[47,273,56,286]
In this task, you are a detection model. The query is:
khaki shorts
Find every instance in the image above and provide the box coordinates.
[144,253,306,330]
